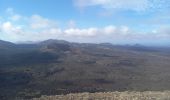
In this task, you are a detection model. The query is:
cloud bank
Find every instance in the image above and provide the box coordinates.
[0,8,170,44]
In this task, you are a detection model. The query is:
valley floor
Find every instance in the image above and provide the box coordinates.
[33,91,170,100]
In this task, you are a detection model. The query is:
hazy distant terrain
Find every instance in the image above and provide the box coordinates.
[0,39,170,100]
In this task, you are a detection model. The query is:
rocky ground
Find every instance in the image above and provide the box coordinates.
[33,91,170,100]
[1,40,170,100]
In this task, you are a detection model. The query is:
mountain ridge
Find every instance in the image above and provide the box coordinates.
[0,39,170,100]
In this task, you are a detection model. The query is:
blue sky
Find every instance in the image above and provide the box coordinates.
[0,0,170,45]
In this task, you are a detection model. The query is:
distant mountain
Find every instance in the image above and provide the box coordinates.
[0,40,16,48]
[40,39,70,45]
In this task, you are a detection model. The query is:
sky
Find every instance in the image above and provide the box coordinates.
[0,0,170,45]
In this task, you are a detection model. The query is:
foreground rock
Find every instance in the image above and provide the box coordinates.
[33,91,170,100]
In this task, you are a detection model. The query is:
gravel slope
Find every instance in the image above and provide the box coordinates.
[33,91,170,100]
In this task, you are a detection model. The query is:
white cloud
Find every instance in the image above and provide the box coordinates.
[120,26,131,34]
[74,0,170,12]
[30,15,57,29]
[64,25,126,37]
[158,27,170,34]
[24,28,63,41]
[1,21,22,34]
[5,7,22,21]
[64,27,98,37]
[1,20,170,42]
[103,25,116,35]
[152,27,170,38]
[2,22,12,32]
[0,9,61,41]
[0,8,170,43]
[0,21,23,41]
[68,20,76,28]
[75,0,149,12]
[10,14,22,21]
[0,21,61,42]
